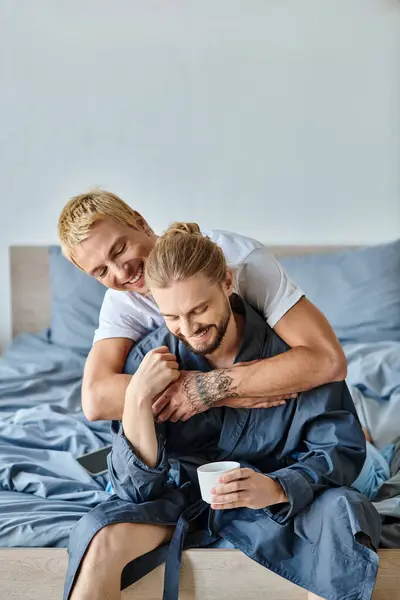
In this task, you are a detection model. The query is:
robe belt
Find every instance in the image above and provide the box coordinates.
[162,498,209,600]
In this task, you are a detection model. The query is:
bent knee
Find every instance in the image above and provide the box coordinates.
[88,522,132,557]
[86,521,173,565]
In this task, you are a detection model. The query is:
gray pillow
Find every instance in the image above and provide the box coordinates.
[49,246,107,355]
[279,239,400,344]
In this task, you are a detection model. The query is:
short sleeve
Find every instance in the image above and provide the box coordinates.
[236,247,304,328]
[93,289,154,345]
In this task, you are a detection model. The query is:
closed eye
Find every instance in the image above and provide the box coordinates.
[193,305,208,316]
[98,266,108,279]
[115,243,126,256]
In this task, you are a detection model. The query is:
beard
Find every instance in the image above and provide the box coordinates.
[177,300,232,356]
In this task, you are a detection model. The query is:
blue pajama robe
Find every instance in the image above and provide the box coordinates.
[64,298,381,600]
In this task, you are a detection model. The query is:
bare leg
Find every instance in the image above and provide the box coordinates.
[70,522,173,600]
[308,593,325,600]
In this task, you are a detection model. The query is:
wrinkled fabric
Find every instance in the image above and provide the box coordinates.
[0,331,112,547]
[0,325,396,556]
[65,299,380,600]
[345,341,400,448]
[374,441,400,547]
[353,441,395,500]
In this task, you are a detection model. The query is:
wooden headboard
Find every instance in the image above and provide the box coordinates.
[9,245,353,338]
[10,247,51,337]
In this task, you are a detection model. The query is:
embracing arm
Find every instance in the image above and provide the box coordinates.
[225,244,347,400]
[153,298,347,421]
[224,297,347,399]
[82,338,133,421]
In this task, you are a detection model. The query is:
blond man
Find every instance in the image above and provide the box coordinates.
[58,188,346,422]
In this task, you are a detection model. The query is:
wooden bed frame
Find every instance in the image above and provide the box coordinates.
[4,245,399,600]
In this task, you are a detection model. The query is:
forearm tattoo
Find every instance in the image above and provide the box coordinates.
[183,370,239,410]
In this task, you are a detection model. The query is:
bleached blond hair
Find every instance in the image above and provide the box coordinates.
[58,188,144,260]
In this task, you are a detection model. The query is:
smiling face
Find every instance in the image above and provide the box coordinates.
[72,216,157,292]
[150,272,234,356]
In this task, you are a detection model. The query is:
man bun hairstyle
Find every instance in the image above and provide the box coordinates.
[145,222,227,289]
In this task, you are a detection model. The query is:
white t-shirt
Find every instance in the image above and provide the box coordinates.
[93,230,304,345]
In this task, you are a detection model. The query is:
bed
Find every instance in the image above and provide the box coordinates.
[1,242,400,599]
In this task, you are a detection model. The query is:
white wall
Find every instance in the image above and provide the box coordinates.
[1,0,399,349]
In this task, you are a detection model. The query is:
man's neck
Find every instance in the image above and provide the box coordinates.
[205,309,244,369]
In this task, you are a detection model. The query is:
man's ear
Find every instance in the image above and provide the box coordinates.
[222,268,234,296]
[132,211,154,236]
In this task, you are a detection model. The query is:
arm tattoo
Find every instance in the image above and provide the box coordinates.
[183,369,239,410]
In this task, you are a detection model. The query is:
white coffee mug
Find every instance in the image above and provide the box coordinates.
[197,461,240,504]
